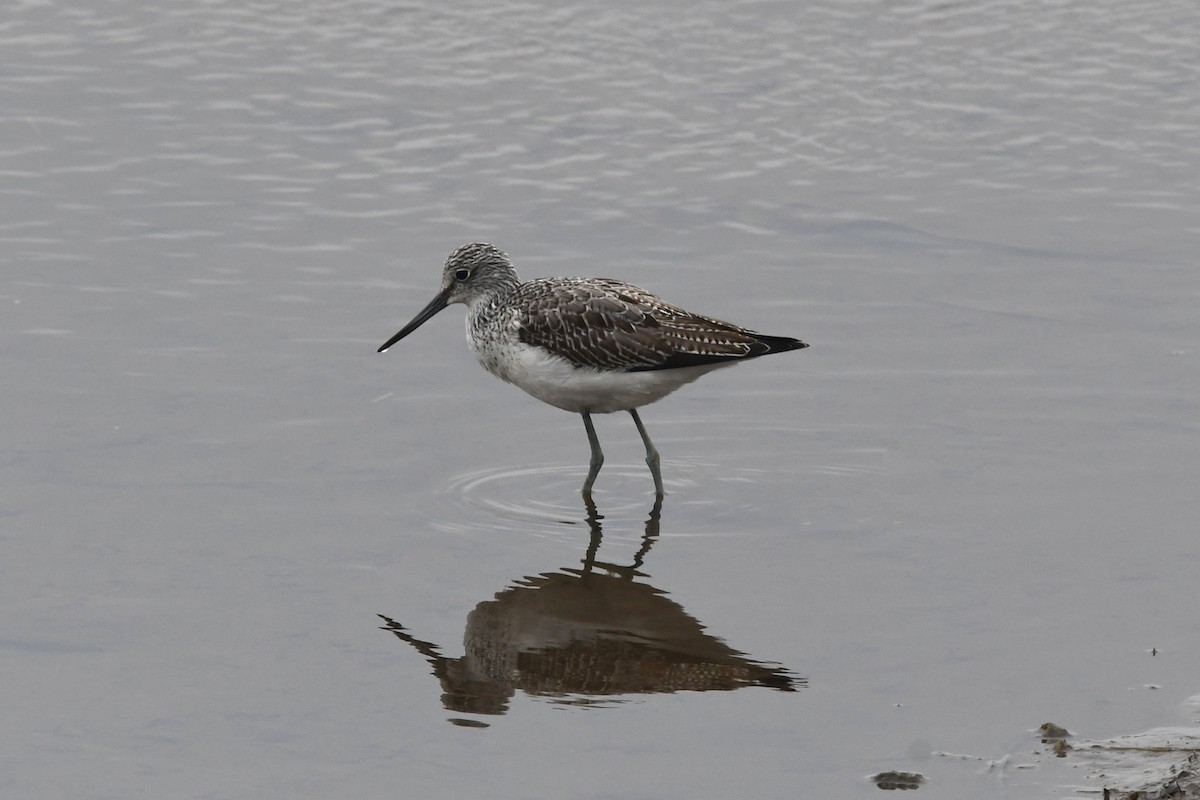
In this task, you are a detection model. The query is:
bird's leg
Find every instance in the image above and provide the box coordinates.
[629,408,664,496]
[581,412,604,494]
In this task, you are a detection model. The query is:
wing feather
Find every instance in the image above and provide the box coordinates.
[514,278,805,372]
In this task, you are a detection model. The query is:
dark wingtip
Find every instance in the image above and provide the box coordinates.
[755,335,808,354]
[625,334,808,372]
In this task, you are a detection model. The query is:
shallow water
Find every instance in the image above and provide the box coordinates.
[4,0,1199,797]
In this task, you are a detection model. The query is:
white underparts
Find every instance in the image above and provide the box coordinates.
[472,336,731,414]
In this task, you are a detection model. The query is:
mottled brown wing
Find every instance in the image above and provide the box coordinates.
[514,278,804,372]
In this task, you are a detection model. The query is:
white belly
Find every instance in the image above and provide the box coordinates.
[473,338,730,414]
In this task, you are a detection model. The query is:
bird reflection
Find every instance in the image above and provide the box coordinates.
[380,495,801,718]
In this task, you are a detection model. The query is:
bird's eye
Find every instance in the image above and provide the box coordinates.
[455,268,470,281]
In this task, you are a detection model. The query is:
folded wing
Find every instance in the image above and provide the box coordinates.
[515,278,806,372]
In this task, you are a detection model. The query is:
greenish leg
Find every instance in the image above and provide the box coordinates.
[629,408,664,496]
[581,412,603,494]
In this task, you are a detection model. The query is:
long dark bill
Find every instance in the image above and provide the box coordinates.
[377,290,450,353]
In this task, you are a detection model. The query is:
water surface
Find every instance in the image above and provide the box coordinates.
[3,0,1199,798]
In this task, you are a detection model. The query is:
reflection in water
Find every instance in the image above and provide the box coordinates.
[380,495,801,718]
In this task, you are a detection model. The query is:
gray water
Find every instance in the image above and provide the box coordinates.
[4,1,1199,798]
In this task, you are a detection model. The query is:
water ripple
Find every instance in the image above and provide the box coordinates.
[436,463,675,538]
[2,0,1193,267]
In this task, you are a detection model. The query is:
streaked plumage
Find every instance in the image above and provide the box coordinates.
[378,243,807,494]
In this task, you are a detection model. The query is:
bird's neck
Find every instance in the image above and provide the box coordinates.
[465,280,518,328]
